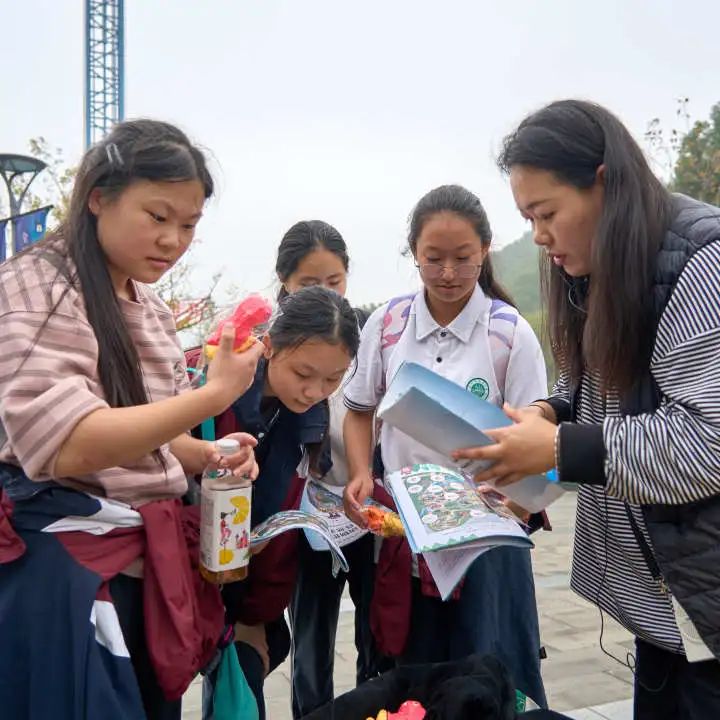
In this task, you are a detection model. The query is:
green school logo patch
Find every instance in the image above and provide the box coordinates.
[466,377,490,400]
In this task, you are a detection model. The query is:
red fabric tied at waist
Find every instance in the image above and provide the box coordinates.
[369,483,463,657]
[0,491,25,564]
[1,490,225,702]
[57,501,225,701]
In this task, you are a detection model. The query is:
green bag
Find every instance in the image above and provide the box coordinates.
[213,644,259,720]
[516,689,540,713]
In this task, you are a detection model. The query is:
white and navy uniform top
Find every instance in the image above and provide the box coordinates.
[550,241,720,653]
[319,389,352,488]
[344,284,547,479]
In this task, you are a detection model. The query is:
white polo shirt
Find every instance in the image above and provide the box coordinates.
[318,388,351,487]
[344,285,547,479]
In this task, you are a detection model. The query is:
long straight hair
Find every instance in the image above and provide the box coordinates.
[31,119,213,410]
[498,100,673,392]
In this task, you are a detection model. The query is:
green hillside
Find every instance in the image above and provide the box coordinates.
[491,231,541,316]
[492,232,554,376]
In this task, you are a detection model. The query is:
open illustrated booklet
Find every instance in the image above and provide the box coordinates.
[297,465,534,601]
[375,361,574,598]
[377,361,573,513]
[389,463,532,599]
[296,361,574,599]
[249,511,349,576]
[298,478,397,549]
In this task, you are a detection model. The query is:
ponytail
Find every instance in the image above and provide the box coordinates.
[479,256,515,306]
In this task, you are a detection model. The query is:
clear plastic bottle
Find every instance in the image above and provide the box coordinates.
[199,438,252,584]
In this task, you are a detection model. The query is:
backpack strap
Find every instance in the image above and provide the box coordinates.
[380,294,416,351]
[487,299,518,402]
[486,301,550,534]
[378,293,519,401]
[379,294,416,393]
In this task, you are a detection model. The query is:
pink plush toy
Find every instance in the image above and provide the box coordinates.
[368,700,426,720]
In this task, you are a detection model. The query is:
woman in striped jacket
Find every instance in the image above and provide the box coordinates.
[455,99,720,719]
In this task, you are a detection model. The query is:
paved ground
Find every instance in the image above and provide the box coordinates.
[184,493,635,719]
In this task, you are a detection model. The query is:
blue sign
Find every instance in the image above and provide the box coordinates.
[12,206,51,254]
[0,218,7,262]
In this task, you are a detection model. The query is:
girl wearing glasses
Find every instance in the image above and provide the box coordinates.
[341,184,548,708]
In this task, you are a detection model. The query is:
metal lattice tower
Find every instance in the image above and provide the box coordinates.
[84,0,125,148]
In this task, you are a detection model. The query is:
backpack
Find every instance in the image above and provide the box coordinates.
[379,293,519,399]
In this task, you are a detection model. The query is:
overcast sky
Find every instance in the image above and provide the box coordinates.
[3,0,719,305]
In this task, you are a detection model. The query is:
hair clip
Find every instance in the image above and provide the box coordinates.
[105,142,124,167]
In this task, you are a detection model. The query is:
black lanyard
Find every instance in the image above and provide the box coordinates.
[571,376,668,594]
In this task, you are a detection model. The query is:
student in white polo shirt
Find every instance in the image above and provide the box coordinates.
[342,185,548,708]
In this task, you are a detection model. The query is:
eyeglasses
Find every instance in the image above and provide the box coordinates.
[416,263,482,280]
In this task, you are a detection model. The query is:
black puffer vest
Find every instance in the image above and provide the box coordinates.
[620,194,720,660]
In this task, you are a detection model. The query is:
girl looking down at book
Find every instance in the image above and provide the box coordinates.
[188,284,361,720]
[271,220,391,720]
[342,184,548,708]
[0,119,263,720]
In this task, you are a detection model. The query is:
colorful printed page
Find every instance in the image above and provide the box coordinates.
[378,361,566,514]
[299,480,368,550]
[250,510,349,576]
[387,463,533,599]
[387,464,532,554]
[299,479,399,550]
